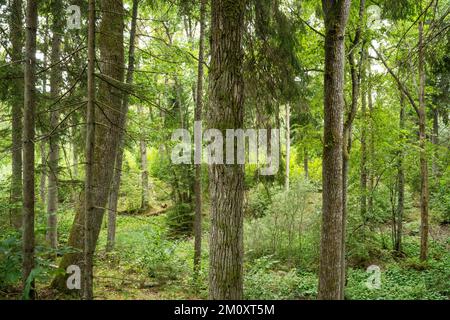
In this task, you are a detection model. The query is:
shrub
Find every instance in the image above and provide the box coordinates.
[245,180,320,270]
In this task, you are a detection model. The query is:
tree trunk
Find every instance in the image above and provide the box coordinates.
[318,0,351,300]
[52,0,125,296]
[106,0,139,252]
[193,0,206,277]
[9,0,23,229]
[83,0,97,300]
[40,142,47,207]
[208,0,246,300]
[368,71,375,217]
[46,0,64,250]
[138,106,149,210]
[39,19,49,209]
[418,20,429,262]
[303,148,309,180]
[285,104,291,191]
[394,93,406,253]
[22,0,38,298]
[340,0,366,299]
[431,107,439,176]
[360,76,368,234]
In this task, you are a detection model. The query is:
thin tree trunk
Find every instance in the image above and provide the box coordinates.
[418,20,429,262]
[318,0,351,300]
[83,0,96,300]
[39,18,49,208]
[372,23,430,262]
[368,71,375,217]
[40,142,47,207]
[9,0,23,229]
[106,0,139,252]
[208,0,246,300]
[193,0,206,277]
[431,107,439,176]
[285,104,291,191]
[138,106,149,210]
[360,76,368,233]
[340,0,366,299]
[46,0,64,250]
[394,93,406,253]
[22,0,38,298]
[303,147,309,180]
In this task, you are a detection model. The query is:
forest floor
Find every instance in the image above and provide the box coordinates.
[69,202,450,300]
[1,199,449,300]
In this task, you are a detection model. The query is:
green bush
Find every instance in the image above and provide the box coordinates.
[245,180,320,269]
[0,231,22,289]
[110,216,188,281]
[166,203,194,237]
[245,183,272,218]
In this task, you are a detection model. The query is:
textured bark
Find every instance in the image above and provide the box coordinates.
[418,21,429,262]
[106,0,139,252]
[208,0,246,300]
[83,0,97,300]
[22,0,38,297]
[46,0,64,250]
[193,0,206,278]
[9,0,23,229]
[318,0,351,300]
[52,0,125,296]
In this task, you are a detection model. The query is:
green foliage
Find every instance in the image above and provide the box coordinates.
[0,228,74,296]
[0,232,22,289]
[244,256,317,300]
[245,183,272,218]
[166,203,194,237]
[431,166,450,223]
[245,180,320,269]
[104,216,188,281]
[346,261,449,300]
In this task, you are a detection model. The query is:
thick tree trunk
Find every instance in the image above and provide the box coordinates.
[9,0,23,229]
[193,0,206,277]
[106,0,139,252]
[53,0,125,296]
[22,0,38,297]
[418,20,429,262]
[46,0,64,250]
[208,0,246,300]
[318,0,351,300]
